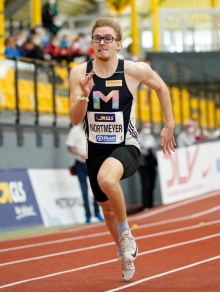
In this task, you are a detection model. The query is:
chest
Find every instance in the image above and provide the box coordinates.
[87,74,134,112]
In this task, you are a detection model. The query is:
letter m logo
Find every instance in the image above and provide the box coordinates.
[93,91,119,109]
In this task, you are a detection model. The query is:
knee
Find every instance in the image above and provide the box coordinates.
[102,208,115,221]
[97,173,116,194]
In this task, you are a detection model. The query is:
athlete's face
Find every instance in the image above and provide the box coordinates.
[91,27,122,61]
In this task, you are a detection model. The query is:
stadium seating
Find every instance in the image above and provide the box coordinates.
[0,65,219,129]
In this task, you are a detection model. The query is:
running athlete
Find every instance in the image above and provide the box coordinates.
[69,17,176,282]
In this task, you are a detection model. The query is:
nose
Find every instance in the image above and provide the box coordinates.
[100,38,105,44]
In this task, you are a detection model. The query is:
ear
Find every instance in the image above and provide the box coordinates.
[117,40,122,52]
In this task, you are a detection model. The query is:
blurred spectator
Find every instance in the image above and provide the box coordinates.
[42,0,60,35]
[32,32,43,47]
[176,119,196,147]
[60,34,68,48]
[4,36,21,58]
[31,24,50,47]
[70,33,90,62]
[66,123,104,224]
[14,31,27,50]
[193,119,213,142]
[213,120,220,138]
[20,37,49,61]
[45,35,70,63]
[138,122,158,210]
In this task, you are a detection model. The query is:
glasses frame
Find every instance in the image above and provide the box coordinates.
[91,35,119,44]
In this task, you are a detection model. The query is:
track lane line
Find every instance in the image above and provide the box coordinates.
[132,191,220,220]
[1,191,219,243]
[0,221,220,267]
[105,255,220,292]
[1,206,219,253]
[0,233,219,289]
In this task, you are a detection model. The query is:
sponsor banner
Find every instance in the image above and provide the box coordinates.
[157,142,218,204]
[28,169,96,227]
[0,169,43,231]
[212,141,220,190]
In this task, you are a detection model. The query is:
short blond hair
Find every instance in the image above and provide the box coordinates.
[91,17,122,41]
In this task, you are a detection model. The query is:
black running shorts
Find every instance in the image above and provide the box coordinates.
[86,145,140,202]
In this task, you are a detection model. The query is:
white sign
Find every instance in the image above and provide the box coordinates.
[212,141,220,190]
[157,141,220,204]
[28,169,96,227]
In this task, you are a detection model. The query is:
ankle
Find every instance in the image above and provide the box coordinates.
[117,219,129,234]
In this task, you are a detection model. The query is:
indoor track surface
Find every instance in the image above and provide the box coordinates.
[0,191,220,291]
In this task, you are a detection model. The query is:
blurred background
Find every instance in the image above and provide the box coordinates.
[0,0,220,232]
[1,0,220,136]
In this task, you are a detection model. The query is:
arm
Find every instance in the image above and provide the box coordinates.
[128,62,176,155]
[69,64,94,125]
[67,146,86,160]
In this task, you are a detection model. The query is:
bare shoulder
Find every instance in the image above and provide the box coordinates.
[124,60,152,81]
[69,62,87,81]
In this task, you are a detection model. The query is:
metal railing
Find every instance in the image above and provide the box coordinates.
[0,55,219,146]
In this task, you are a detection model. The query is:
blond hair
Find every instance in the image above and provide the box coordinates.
[91,17,122,41]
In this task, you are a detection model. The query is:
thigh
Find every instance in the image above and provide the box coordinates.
[86,159,108,203]
[86,145,140,201]
[110,145,140,180]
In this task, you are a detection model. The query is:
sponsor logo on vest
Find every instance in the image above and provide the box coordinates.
[106,80,122,87]
[96,135,116,143]
[93,90,119,109]
[95,113,115,122]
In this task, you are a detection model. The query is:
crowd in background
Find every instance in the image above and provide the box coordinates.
[4,25,94,64]
[4,0,94,64]
[176,118,220,148]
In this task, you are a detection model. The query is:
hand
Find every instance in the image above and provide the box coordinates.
[81,69,95,96]
[141,149,148,156]
[78,152,86,160]
[160,125,176,155]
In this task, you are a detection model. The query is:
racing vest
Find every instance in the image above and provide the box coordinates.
[84,58,140,159]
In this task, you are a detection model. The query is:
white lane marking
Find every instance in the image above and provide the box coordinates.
[132,191,220,220]
[1,221,220,267]
[1,190,219,243]
[138,206,220,229]
[105,255,220,292]
[0,259,117,289]
[0,233,219,289]
[1,206,220,253]
[0,231,109,253]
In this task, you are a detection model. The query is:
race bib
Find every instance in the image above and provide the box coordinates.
[87,111,124,144]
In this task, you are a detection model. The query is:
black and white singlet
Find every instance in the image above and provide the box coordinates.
[84,58,140,160]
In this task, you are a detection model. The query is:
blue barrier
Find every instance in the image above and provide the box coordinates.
[0,169,43,231]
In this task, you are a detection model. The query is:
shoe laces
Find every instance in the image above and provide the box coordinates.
[119,233,136,251]
[118,255,133,271]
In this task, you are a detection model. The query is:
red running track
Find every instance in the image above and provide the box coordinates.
[0,191,220,291]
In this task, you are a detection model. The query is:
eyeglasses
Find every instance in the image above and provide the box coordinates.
[92,35,118,44]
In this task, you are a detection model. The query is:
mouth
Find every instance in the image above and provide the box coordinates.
[98,49,107,52]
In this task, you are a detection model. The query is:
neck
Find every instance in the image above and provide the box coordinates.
[93,56,119,78]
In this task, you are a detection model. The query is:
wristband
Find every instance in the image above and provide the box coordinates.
[77,95,89,102]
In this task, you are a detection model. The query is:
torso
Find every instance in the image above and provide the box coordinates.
[83,58,140,159]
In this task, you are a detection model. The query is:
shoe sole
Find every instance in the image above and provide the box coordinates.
[123,266,135,281]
